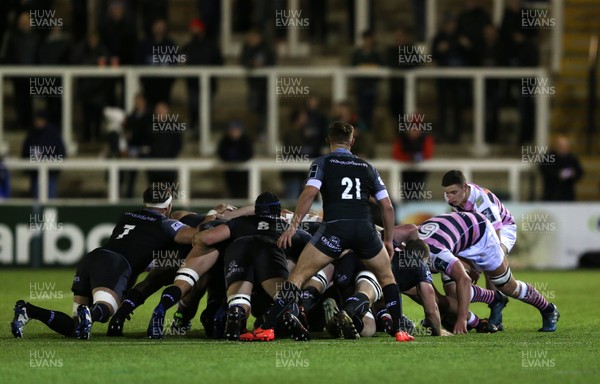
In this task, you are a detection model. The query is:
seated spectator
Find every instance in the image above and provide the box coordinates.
[386,27,417,121]
[21,111,66,199]
[217,121,254,198]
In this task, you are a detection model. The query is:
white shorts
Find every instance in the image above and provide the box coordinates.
[457,220,505,272]
[499,224,517,254]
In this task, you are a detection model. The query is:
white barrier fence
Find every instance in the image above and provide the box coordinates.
[4,158,534,205]
[0,66,550,158]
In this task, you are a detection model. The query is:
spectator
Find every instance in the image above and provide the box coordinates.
[147,102,183,185]
[217,121,254,199]
[240,28,276,132]
[98,0,137,108]
[70,33,109,142]
[305,95,328,154]
[38,27,72,127]
[137,18,177,107]
[197,0,221,40]
[386,27,417,121]
[476,24,503,143]
[351,30,382,131]
[456,0,492,64]
[540,135,584,201]
[392,120,434,201]
[432,14,470,142]
[21,111,66,199]
[3,12,41,131]
[122,93,153,198]
[500,0,540,144]
[183,18,223,136]
[281,109,312,199]
[99,1,137,65]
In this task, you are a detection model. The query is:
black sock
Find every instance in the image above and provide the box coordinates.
[159,286,182,311]
[344,292,370,318]
[114,289,145,320]
[262,281,301,329]
[299,286,321,312]
[382,284,403,334]
[25,303,75,336]
[178,295,202,322]
[91,303,111,323]
[352,315,365,334]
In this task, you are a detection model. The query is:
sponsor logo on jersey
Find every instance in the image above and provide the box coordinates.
[171,221,185,232]
[475,196,484,208]
[481,208,496,222]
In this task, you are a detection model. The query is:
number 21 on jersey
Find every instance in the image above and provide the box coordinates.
[341,177,361,199]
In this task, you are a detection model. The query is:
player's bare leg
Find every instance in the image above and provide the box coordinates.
[361,247,414,341]
[147,247,219,338]
[224,280,253,340]
[485,258,559,332]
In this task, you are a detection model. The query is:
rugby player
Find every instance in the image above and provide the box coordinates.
[10,186,198,339]
[416,211,559,333]
[441,170,515,328]
[255,121,413,342]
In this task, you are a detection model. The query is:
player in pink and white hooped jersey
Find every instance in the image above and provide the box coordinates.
[417,211,559,334]
[440,170,517,329]
[441,170,517,256]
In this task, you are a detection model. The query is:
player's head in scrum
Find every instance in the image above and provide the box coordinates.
[327,121,355,149]
[143,183,174,217]
[402,239,431,265]
[254,191,281,219]
[441,170,468,207]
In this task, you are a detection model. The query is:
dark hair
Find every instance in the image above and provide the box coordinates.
[404,239,430,261]
[255,191,281,218]
[143,183,172,205]
[441,170,466,187]
[327,121,354,144]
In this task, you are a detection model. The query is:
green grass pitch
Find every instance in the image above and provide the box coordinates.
[0,269,599,384]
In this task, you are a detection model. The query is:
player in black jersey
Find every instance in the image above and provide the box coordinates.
[256,121,413,342]
[10,186,198,339]
[147,192,296,338]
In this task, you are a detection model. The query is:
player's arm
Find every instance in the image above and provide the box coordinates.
[217,205,255,220]
[417,282,444,336]
[279,186,319,249]
[446,258,471,334]
[377,196,395,258]
[192,224,231,247]
[279,159,323,249]
[392,224,419,246]
[373,168,394,257]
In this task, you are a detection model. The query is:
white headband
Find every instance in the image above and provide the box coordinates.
[145,195,172,209]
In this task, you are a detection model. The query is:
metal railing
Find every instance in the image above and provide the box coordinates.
[0,66,550,158]
[3,158,533,205]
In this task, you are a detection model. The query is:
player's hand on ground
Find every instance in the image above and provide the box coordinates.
[278,227,296,249]
[440,329,454,337]
[453,320,468,334]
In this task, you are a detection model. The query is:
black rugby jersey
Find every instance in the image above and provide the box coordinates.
[306,148,388,221]
[102,208,190,274]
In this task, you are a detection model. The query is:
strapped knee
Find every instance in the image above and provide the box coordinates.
[356,271,382,301]
[174,267,200,287]
[489,267,512,288]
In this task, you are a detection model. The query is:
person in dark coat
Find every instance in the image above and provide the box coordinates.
[540,135,584,201]
[217,121,254,198]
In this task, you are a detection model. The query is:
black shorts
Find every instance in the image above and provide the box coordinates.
[310,219,383,259]
[71,248,132,299]
[224,236,289,287]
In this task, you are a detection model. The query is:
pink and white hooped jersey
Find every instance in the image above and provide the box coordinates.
[446,183,515,231]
